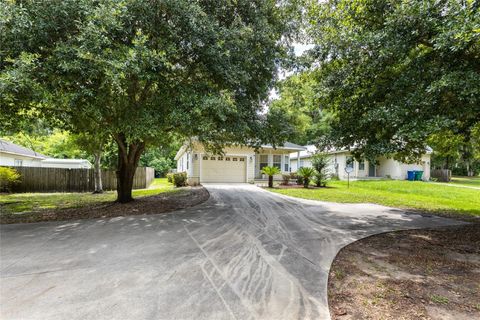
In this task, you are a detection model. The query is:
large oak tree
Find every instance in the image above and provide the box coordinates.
[1,0,297,202]
[306,0,480,161]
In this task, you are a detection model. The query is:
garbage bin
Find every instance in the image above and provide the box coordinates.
[407,170,415,181]
[414,170,424,181]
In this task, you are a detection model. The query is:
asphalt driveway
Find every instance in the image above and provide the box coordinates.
[0,184,464,320]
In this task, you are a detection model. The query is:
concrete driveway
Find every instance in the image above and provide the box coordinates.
[0,184,464,320]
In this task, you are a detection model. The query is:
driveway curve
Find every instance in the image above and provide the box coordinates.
[0,184,464,320]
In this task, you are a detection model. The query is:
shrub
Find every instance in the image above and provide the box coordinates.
[298,167,315,188]
[311,153,330,187]
[313,172,329,187]
[261,166,280,188]
[291,172,303,185]
[172,172,187,187]
[0,167,21,192]
[281,174,290,185]
[166,172,174,183]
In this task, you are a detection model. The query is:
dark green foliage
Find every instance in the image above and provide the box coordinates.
[269,71,334,145]
[306,0,480,162]
[297,167,315,188]
[172,172,187,187]
[311,153,329,187]
[1,0,299,202]
[166,173,174,184]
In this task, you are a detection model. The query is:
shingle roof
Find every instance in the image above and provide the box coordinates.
[0,139,48,159]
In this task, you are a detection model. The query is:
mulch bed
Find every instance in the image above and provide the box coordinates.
[328,224,480,319]
[0,186,209,224]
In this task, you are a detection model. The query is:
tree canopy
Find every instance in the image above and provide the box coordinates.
[304,0,480,161]
[1,0,298,201]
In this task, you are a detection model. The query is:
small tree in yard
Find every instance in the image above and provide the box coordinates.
[297,167,315,188]
[1,0,299,203]
[262,166,280,188]
[311,153,330,187]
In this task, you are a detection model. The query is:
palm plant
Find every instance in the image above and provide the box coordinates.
[261,166,280,188]
[311,152,330,187]
[297,167,315,188]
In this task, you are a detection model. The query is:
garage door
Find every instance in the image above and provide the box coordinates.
[201,155,246,183]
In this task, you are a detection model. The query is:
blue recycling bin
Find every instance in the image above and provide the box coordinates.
[407,170,415,181]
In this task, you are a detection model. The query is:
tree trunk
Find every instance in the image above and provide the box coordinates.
[268,175,273,188]
[93,151,103,193]
[114,134,145,203]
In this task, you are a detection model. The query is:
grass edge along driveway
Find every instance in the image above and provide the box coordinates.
[0,178,176,215]
[268,180,480,218]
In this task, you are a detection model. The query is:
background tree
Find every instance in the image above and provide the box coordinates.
[269,71,334,145]
[1,0,299,202]
[305,0,480,162]
[72,133,106,193]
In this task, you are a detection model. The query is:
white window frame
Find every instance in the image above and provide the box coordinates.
[273,155,281,170]
[14,159,23,166]
[284,155,289,172]
[259,154,268,170]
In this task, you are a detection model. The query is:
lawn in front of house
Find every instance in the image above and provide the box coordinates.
[0,178,175,214]
[268,180,480,217]
[449,176,480,188]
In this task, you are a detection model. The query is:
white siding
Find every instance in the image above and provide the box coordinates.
[0,152,43,167]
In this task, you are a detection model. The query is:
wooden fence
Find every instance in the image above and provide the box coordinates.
[431,169,451,182]
[6,166,155,193]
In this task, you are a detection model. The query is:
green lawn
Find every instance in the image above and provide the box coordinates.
[0,178,175,214]
[269,180,480,218]
[449,176,480,188]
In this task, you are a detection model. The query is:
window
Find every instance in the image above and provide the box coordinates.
[273,155,281,170]
[210,157,216,160]
[284,155,289,172]
[186,153,189,170]
[346,156,354,169]
[299,160,304,168]
[14,159,23,166]
[226,157,231,161]
[259,155,268,170]
[359,160,365,170]
[203,156,208,160]
[233,157,238,161]
[239,158,244,161]
[218,157,223,161]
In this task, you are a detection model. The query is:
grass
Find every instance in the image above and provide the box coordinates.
[269,180,480,217]
[449,176,480,188]
[0,178,175,214]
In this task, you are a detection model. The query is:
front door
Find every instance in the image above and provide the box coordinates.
[368,162,376,177]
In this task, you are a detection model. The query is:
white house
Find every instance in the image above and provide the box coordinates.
[290,145,431,181]
[0,139,92,169]
[175,141,305,184]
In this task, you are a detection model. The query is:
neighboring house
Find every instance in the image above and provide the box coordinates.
[290,145,431,181]
[0,139,92,169]
[175,141,305,184]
